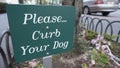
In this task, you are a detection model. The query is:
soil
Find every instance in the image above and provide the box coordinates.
[52,35,120,68]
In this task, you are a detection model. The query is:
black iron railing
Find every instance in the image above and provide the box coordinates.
[0,30,14,68]
[80,15,120,43]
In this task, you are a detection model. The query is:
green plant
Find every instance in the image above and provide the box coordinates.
[0,2,7,13]
[79,26,120,67]
[103,33,117,41]
[89,49,109,67]
[85,30,98,40]
[82,63,88,68]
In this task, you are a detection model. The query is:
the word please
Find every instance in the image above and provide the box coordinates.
[23,13,67,25]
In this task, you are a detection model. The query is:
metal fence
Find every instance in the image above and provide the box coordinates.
[0,30,14,68]
[80,15,120,43]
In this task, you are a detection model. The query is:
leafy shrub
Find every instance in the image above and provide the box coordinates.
[0,2,7,13]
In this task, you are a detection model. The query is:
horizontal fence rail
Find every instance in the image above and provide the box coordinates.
[80,15,120,43]
[0,30,14,68]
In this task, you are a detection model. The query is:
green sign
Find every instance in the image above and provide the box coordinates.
[6,4,75,63]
